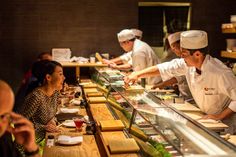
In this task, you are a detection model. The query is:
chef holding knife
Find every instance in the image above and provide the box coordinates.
[124,30,236,134]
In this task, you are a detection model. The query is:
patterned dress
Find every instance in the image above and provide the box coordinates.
[17,88,59,143]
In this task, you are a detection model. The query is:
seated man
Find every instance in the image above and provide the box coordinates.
[0,80,39,157]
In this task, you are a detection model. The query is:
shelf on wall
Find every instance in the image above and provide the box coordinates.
[222,23,236,33]
[222,29,236,33]
[221,51,236,59]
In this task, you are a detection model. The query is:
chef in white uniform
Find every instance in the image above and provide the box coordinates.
[102,29,143,65]
[152,32,192,99]
[117,29,161,85]
[125,30,236,134]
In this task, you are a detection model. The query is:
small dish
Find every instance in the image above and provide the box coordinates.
[60,108,79,114]
[62,120,76,127]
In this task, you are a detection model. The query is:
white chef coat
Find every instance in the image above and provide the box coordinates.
[160,48,192,99]
[175,76,192,99]
[120,51,132,64]
[157,55,236,133]
[131,39,162,85]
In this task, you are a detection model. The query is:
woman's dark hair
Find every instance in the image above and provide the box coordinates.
[27,60,62,94]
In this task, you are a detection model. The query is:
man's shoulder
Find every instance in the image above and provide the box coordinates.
[0,133,21,157]
[206,55,230,73]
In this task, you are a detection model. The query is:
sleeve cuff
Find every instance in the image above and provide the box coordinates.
[228,101,236,112]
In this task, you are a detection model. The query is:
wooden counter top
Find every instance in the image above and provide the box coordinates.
[60,61,107,67]
[43,135,100,157]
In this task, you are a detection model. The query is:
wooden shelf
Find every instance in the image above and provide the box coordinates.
[222,23,236,33]
[222,29,236,33]
[221,51,236,59]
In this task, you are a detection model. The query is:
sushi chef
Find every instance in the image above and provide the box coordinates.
[124,30,236,134]
[114,29,162,85]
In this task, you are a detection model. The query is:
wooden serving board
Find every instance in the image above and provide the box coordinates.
[87,92,103,97]
[88,96,107,103]
[101,132,139,157]
[80,79,92,83]
[95,52,103,62]
[108,138,140,154]
[83,88,98,94]
[89,103,114,123]
[101,131,127,147]
[82,83,98,88]
[100,120,125,131]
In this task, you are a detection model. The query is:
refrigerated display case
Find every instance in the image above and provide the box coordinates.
[92,67,236,157]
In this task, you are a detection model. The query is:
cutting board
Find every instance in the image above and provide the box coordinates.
[184,111,204,120]
[88,97,107,103]
[170,102,201,112]
[100,120,125,131]
[108,138,140,154]
[184,112,228,130]
[221,135,236,145]
[90,103,114,123]
[84,88,98,94]
[95,52,103,62]
[80,79,92,83]
[101,131,126,147]
[125,85,144,92]
[83,83,98,88]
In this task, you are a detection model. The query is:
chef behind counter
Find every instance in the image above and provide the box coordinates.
[124,30,236,134]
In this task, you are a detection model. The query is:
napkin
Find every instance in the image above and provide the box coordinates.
[58,135,83,143]
[60,108,79,113]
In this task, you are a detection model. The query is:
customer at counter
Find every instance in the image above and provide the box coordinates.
[152,32,192,99]
[124,30,236,134]
[16,60,65,143]
[102,28,143,66]
[113,29,162,85]
[0,80,40,157]
[14,52,52,112]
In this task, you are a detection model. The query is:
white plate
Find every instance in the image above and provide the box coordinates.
[60,108,79,113]
[62,120,76,127]
[57,135,83,145]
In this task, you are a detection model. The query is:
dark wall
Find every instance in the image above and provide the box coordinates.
[0,0,138,92]
[190,0,236,59]
[1,0,236,92]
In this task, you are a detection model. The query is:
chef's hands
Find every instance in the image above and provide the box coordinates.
[8,112,39,153]
[200,108,234,121]
[102,59,112,64]
[151,83,165,90]
[124,72,139,85]
[200,114,223,121]
[109,62,118,69]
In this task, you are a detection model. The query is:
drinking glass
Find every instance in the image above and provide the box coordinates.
[72,117,84,132]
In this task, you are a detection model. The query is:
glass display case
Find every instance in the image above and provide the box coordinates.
[93,67,236,157]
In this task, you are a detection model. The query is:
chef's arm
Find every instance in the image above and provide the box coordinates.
[152,77,177,89]
[217,107,234,120]
[102,57,123,65]
[110,57,123,65]
[116,63,132,70]
[202,102,236,120]
[124,65,160,84]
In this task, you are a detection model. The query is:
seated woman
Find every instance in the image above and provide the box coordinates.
[17,60,65,143]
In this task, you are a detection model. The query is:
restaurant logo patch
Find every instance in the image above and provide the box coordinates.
[204,87,216,95]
